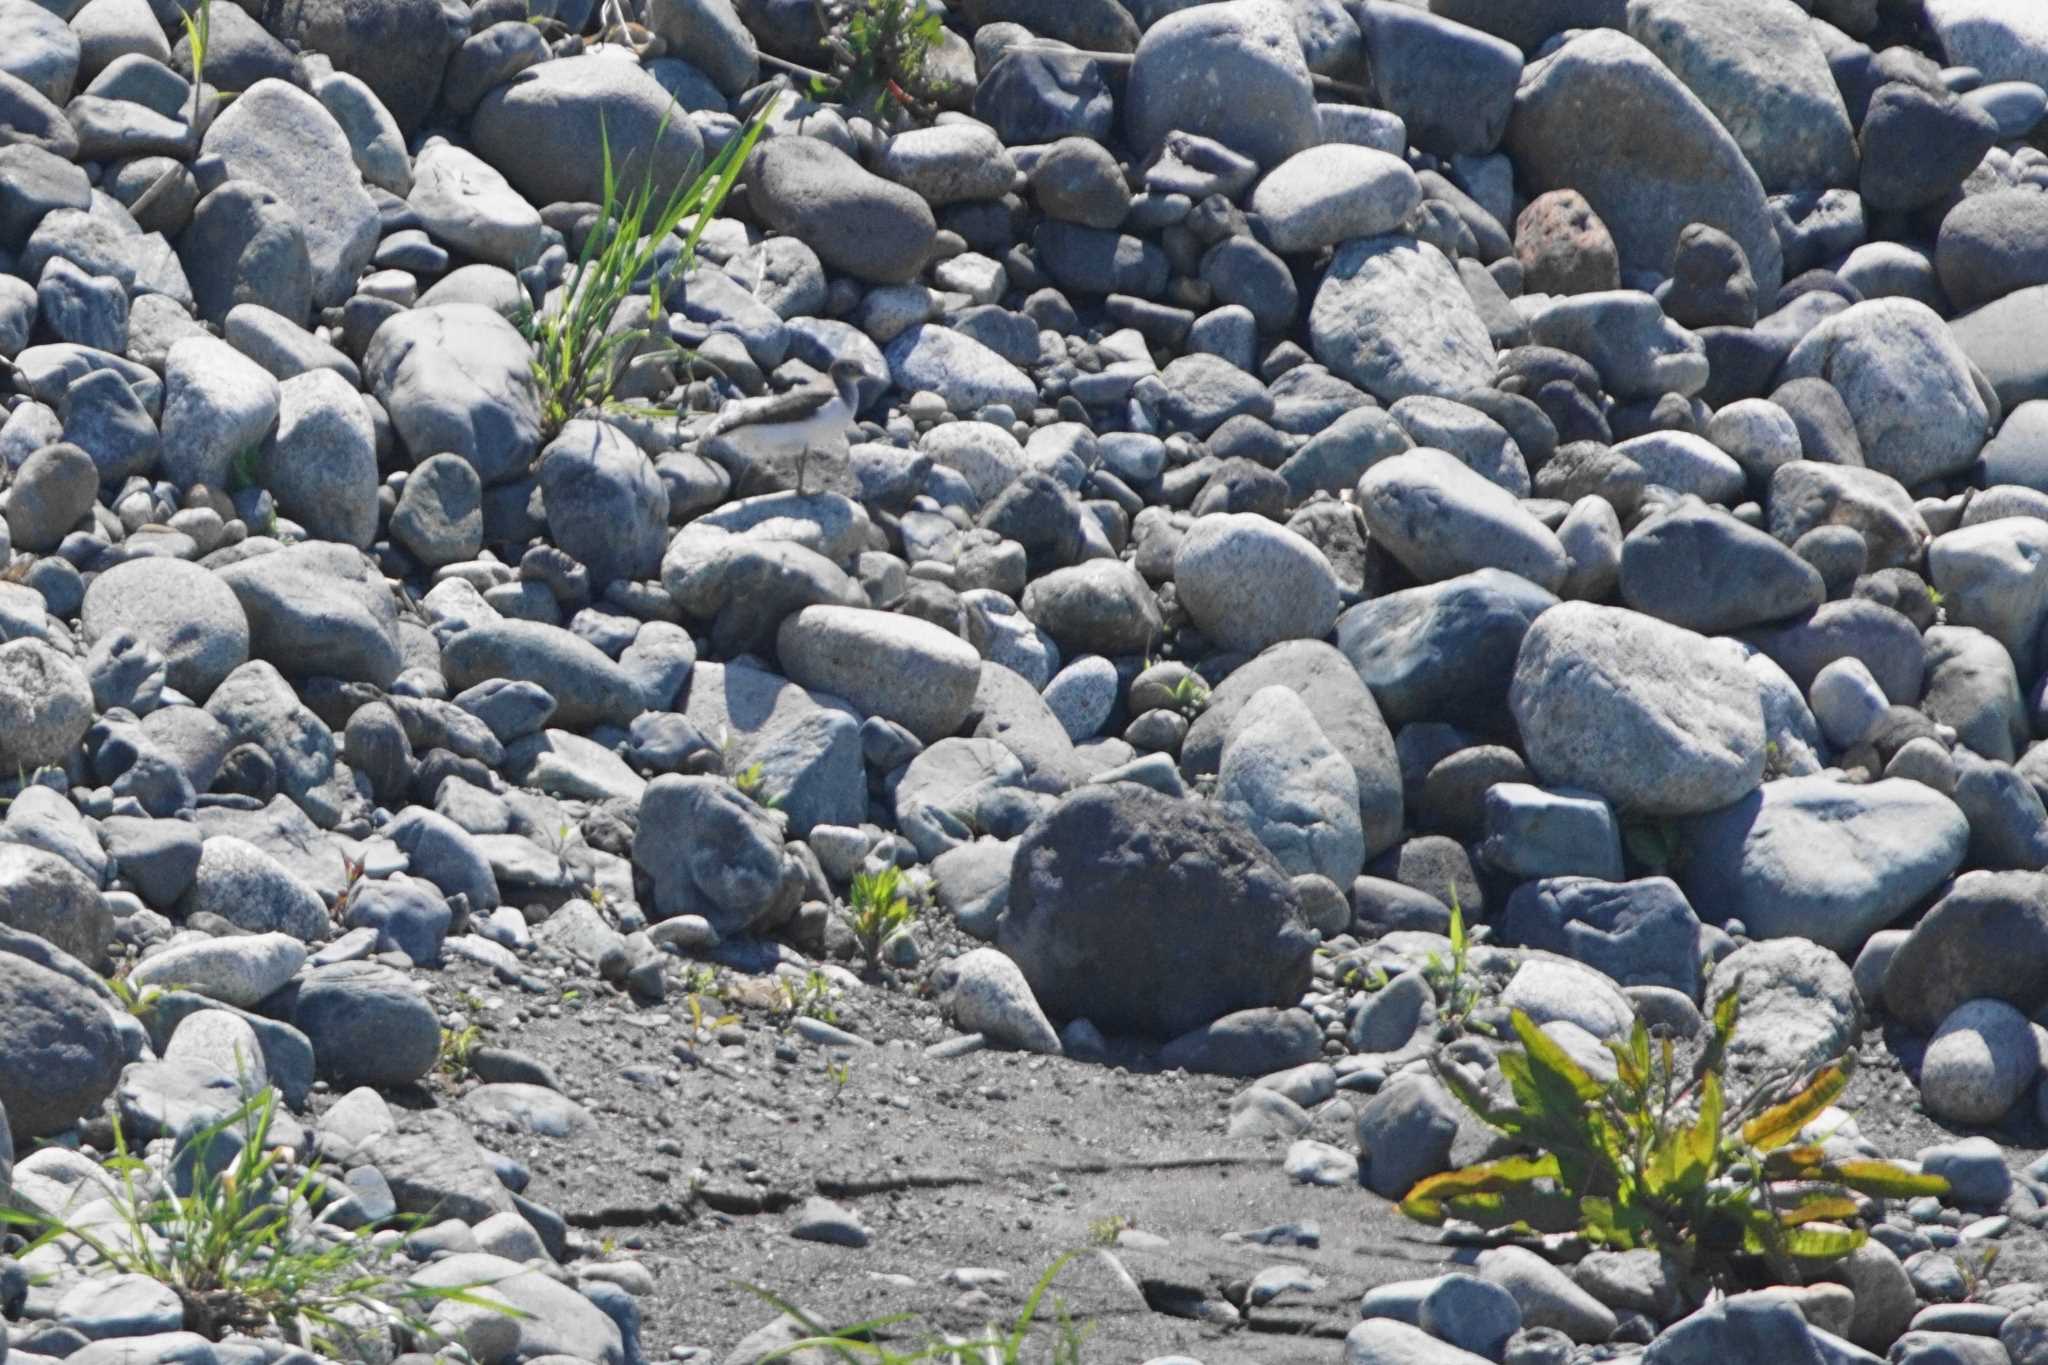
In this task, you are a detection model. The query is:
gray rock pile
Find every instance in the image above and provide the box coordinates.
[4,0,2048,1358]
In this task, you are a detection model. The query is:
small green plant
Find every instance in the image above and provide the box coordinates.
[328,849,367,928]
[810,0,947,121]
[1085,1215,1130,1248]
[684,991,740,1042]
[438,1024,482,1079]
[1420,889,1482,1030]
[0,1089,514,1350]
[1624,816,1684,875]
[1165,674,1209,718]
[175,0,217,130]
[108,971,169,1021]
[780,968,840,1024]
[842,868,915,973]
[521,100,772,440]
[731,761,783,810]
[226,444,263,495]
[827,1060,851,1099]
[682,963,722,996]
[1955,1244,2000,1301]
[1343,961,1392,992]
[1402,992,1950,1294]
[751,1252,1088,1362]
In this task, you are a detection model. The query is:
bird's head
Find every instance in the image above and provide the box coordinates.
[828,359,868,412]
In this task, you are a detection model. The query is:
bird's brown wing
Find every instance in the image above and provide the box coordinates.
[707,384,834,436]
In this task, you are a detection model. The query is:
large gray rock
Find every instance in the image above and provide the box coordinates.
[997,786,1316,1039]
[293,961,438,1086]
[389,452,483,569]
[0,951,123,1137]
[777,605,982,743]
[1920,998,2036,1124]
[1881,871,2048,1033]
[1935,188,2048,314]
[216,542,402,687]
[1173,513,1341,654]
[1498,876,1701,997]
[0,0,78,104]
[1181,640,1404,862]
[678,661,863,834]
[1125,0,1319,169]
[1357,1,1521,157]
[1778,299,1990,487]
[1952,283,2048,413]
[1218,686,1365,884]
[1358,449,1569,591]
[538,418,668,586]
[1929,517,2048,681]
[1345,1318,1493,1365]
[875,122,1017,205]
[442,621,646,729]
[261,0,466,132]
[748,135,936,285]
[1712,937,1859,1086]
[405,141,545,273]
[1336,569,1557,729]
[1529,291,1708,402]
[1679,777,1969,954]
[1510,602,1765,816]
[261,368,378,548]
[1921,625,2027,763]
[471,54,702,209]
[177,181,314,327]
[0,845,109,967]
[645,0,757,95]
[1625,0,1857,193]
[1019,559,1162,657]
[7,440,96,552]
[942,946,1060,1054]
[1619,499,1823,633]
[127,932,305,1010]
[895,737,1029,861]
[1249,144,1420,254]
[205,665,348,827]
[1767,461,1929,572]
[632,774,794,935]
[362,303,541,486]
[1504,28,1783,298]
[883,324,1036,415]
[1429,0,1627,54]
[180,835,329,941]
[316,69,414,196]
[1355,1071,1464,1199]
[201,80,380,307]
[158,335,281,492]
[412,1254,622,1365]
[0,639,93,772]
[1310,235,1497,402]
[1926,0,2048,90]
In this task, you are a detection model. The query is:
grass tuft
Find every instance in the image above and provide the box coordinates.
[842,867,916,974]
[748,1251,1090,1362]
[0,1088,518,1353]
[520,97,775,441]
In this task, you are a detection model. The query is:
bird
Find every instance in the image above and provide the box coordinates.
[702,358,866,496]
